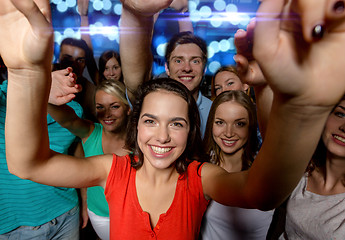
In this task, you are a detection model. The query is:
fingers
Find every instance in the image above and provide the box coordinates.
[294,0,327,41]
[10,0,52,34]
[254,0,285,60]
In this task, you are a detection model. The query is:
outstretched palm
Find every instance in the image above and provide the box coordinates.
[0,0,53,71]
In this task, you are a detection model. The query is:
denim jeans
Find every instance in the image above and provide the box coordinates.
[0,205,79,240]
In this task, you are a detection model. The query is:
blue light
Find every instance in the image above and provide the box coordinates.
[93,0,103,11]
[200,6,212,19]
[66,0,76,8]
[219,39,230,52]
[214,0,226,11]
[210,15,223,28]
[57,1,68,12]
[209,61,221,74]
[113,3,122,15]
[210,41,220,54]
[207,46,215,59]
[51,0,62,5]
[153,35,167,48]
[157,43,167,57]
[190,10,201,23]
[226,4,238,13]
[103,0,112,11]
[63,28,78,38]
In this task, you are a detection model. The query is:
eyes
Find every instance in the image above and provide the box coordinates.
[142,118,186,129]
[173,58,202,65]
[96,105,120,110]
[334,111,345,118]
[214,120,247,128]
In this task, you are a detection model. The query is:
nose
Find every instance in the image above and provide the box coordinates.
[104,108,112,118]
[182,61,192,72]
[225,124,234,137]
[157,125,171,143]
[340,122,345,133]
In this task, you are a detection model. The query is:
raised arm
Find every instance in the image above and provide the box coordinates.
[234,20,273,139]
[77,0,100,85]
[3,0,110,189]
[119,0,172,103]
[202,0,345,210]
[49,68,94,139]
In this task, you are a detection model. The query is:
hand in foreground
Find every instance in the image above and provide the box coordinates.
[234,20,266,87]
[253,0,345,107]
[0,0,53,72]
[49,68,82,106]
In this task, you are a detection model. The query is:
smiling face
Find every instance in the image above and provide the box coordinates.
[212,101,249,156]
[95,90,129,133]
[165,43,205,96]
[322,100,345,158]
[214,71,248,96]
[103,57,122,81]
[137,90,190,170]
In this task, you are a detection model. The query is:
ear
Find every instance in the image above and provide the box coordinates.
[127,107,131,116]
[243,83,250,91]
[165,62,170,76]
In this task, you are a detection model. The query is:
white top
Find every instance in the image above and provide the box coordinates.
[200,200,273,240]
[279,174,345,239]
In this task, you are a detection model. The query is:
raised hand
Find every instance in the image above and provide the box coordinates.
[77,0,89,16]
[49,68,82,106]
[120,0,173,16]
[169,0,188,13]
[0,0,53,71]
[253,0,345,107]
[234,20,266,87]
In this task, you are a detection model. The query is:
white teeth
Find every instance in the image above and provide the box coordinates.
[334,135,345,143]
[223,140,235,145]
[151,146,172,154]
[180,77,193,81]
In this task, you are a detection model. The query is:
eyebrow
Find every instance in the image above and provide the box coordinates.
[170,56,203,60]
[338,106,345,111]
[141,113,188,124]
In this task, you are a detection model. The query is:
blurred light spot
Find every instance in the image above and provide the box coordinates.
[210,15,223,28]
[153,36,167,48]
[210,41,220,53]
[209,61,221,73]
[93,0,103,11]
[228,37,235,50]
[214,0,226,11]
[157,43,168,57]
[51,0,62,5]
[239,13,250,27]
[63,28,76,38]
[114,3,122,15]
[226,4,238,13]
[200,6,212,18]
[190,10,201,23]
[66,0,76,8]
[54,31,63,45]
[189,1,197,12]
[207,46,215,59]
[219,39,230,52]
[103,0,112,10]
[57,1,68,12]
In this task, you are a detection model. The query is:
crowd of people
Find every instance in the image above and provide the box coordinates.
[0,0,344,240]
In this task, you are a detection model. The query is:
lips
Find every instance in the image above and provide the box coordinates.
[103,119,115,125]
[222,139,237,147]
[179,76,194,82]
[150,145,172,154]
[334,134,345,144]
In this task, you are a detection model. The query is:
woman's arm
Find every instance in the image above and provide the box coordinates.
[202,0,345,210]
[3,0,110,189]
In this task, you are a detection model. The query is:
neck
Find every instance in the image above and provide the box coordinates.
[220,149,244,173]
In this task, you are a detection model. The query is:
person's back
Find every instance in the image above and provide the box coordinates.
[0,81,83,239]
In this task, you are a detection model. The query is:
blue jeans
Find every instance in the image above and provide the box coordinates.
[0,205,79,240]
